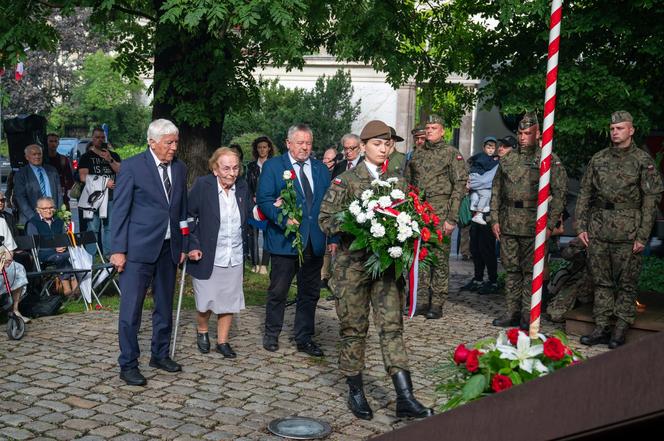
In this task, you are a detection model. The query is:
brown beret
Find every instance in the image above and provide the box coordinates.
[389,126,404,142]
[611,110,633,124]
[360,120,391,141]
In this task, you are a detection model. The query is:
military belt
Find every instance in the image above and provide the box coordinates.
[592,200,641,210]
[508,200,538,208]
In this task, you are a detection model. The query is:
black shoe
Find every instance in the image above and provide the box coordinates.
[346,374,373,420]
[197,332,210,354]
[608,322,629,349]
[120,367,147,386]
[460,279,482,291]
[320,278,330,290]
[216,343,237,358]
[297,340,324,357]
[263,337,279,352]
[580,327,610,346]
[403,305,428,316]
[425,307,442,320]
[492,313,520,327]
[149,357,182,372]
[391,370,433,419]
[478,282,499,295]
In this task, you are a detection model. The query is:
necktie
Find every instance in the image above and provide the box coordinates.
[159,163,171,200]
[37,168,47,196]
[295,161,313,208]
[347,161,353,170]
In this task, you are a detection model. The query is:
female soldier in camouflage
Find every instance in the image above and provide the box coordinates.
[318,120,433,420]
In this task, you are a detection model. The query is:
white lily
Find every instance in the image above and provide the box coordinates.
[496,332,548,375]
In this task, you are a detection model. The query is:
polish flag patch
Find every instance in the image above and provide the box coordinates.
[333,178,343,185]
[456,155,463,160]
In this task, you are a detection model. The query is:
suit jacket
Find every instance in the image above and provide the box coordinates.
[186,174,253,280]
[13,164,62,224]
[332,156,364,179]
[257,153,330,256]
[110,149,187,264]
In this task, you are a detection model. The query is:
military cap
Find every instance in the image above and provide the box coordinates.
[499,135,517,148]
[360,120,391,141]
[518,112,539,129]
[611,111,633,124]
[411,127,425,136]
[389,126,404,142]
[483,136,498,145]
[426,114,445,125]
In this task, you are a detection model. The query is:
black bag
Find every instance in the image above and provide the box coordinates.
[19,285,63,318]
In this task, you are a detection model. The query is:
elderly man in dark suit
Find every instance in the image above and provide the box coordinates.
[257,123,335,356]
[332,133,363,178]
[13,144,62,225]
[110,119,188,386]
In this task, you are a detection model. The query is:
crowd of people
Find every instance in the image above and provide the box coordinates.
[1,109,661,421]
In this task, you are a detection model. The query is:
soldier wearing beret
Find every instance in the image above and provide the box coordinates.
[319,120,433,421]
[576,111,663,348]
[405,114,468,319]
[490,112,568,329]
[386,126,407,176]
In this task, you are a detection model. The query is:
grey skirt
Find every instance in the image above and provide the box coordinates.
[192,264,245,314]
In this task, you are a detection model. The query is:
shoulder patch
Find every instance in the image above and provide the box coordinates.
[456,155,463,161]
[333,178,343,185]
[647,164,655,170]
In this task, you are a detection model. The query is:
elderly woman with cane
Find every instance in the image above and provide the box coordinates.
[187,147,253,358]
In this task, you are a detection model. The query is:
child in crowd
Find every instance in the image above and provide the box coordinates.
[468,136,499,225]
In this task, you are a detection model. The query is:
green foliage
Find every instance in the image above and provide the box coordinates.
[223,70,361,155]
[114,144,146,160]
[229,132,262,163]
[640,256,664,293]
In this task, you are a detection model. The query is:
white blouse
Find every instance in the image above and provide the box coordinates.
[214,181,243,268]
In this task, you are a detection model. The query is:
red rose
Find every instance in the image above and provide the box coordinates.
[418,247,428,261]
[506,328,520,345]
[436,229,443,243]
[422,212,431,224]
[432,214,441,226]
[543,337,566,361]
[491,374,513,392]
[421,227,431,242]
[289,170,297,180]
[453,344,470,364]
[465,349,480,372]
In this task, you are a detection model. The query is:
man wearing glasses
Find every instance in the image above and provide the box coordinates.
[333,134,363,178]
[13,144,62,225]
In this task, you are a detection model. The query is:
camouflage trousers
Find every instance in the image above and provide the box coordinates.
[587,239,641,326]
[500,234,535,316]
[332,264,409,376]
[546,272,593,322]
[417,238,451,310]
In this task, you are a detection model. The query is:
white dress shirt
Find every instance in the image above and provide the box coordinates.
[214,181,243,268]
[364,161,380,180]
[149,148,172,240]
[288,153,314,194]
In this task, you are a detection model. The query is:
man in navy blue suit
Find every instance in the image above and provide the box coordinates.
[257,124,335,356]
[110,119,187,386]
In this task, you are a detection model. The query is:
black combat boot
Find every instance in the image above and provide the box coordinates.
[492,312,520,327]
[346,374,373,420]
[425,306,442,320]
[608,321,629,349]
[580,326,610,346]
[391,370,434,419]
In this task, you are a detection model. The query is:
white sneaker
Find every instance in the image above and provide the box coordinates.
[14,311,30,324]
[471,213,487,225]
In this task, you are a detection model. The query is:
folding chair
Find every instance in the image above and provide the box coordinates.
[34,234,93,300]
[72,231,120,297]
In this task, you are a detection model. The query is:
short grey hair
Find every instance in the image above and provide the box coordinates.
[36,196,55,208]
[24,144,42,155]
[147,119,179,142]
[340,133,360,146]
[287,124,313,141]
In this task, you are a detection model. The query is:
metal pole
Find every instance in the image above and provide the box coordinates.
[170,259,188,359]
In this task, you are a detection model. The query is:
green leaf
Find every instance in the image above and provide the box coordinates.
[349,236,368,251]
[461,374,486,401]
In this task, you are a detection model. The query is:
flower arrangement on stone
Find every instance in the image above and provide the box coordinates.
[277,170,304,264]
[436,329,582,410]
[337,178,448,280]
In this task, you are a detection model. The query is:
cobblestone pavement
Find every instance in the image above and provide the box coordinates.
[0,261,608,441]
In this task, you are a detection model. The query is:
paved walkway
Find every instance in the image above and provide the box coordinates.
[0,261,607,441]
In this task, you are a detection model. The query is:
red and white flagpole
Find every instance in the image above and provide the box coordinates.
[530,0,562,339]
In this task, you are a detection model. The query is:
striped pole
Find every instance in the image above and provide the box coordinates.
[530,0,563,339]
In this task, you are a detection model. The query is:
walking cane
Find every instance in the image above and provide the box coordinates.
[170,219,192,360]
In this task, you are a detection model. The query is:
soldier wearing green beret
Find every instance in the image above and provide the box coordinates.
[319,119,433,421]
[405,114,468,319]
[576,111,664,348]
[490,112,568,329]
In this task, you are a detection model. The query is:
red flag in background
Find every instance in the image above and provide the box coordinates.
[15,62,24,81]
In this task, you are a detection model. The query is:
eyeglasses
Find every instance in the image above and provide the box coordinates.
[343,145,360,151]
[0,198,5,202]
[38,206,56,210]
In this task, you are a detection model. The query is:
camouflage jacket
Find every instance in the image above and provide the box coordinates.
[490,145,568,236]
[319,162,406,270]
[387,150,407,176]
[405,140,467,225]
[575,143,664,244]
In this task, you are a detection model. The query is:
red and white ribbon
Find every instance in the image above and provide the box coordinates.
[408,239,421,318]
[179,220,190,236]
[530,0,563,338]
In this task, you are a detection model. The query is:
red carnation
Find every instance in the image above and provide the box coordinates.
[408,185,420,195]
[491,374,513,392]
[424,201,434,212]
[506,328,520,345]
[543,337,566,361]
[414,202,424,215]
[465,349,480,372]
[453,344,470,364]
[422,212,431,224]
[421,227,431,242]
[432,214,441,226]
[418,247,428,261]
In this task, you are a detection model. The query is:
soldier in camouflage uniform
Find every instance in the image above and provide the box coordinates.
[545,238,593,322]
[386,126,407,176]
[490,112,568,329]
[405,114,468,319]
[576,111,664,348]
[319,120,433,421]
